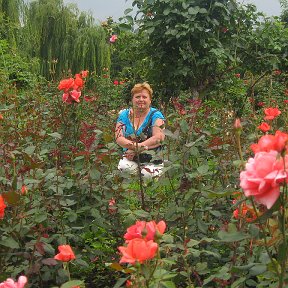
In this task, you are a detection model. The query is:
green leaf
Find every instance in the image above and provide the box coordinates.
[231,277,246,288]
[188,7,199,15]
[179,119,189,133]
[0,237,20,249]
[197,164,209,174]
[163,9,170,15]
[209,210,222,217]
[60,199,76,207]
[24,145,36,155]
[187,239,200,247]
[118,23,132,32]
[249,264,267,276]
[162,234,174,244]
[42,258,58,266]
[66,211,77,222]
[48,132,62,139]
[34,211,47,223]
[197,219,208,233]
[182,2,189,9]
[60,280,84,288]
[124,8,133,15]
[125,15,133,23]
[163,128,179,139]
[89,168,101,180]
[113,277,129,288]
[218,230,249,242]
[161,281,176,288]
[185,135,205,147]
[75,258,89,267]
[133,209,151,218]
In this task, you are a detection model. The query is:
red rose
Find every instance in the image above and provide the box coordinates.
[257,122,270,133]
[58,78,74,91]
[54,245,76,262]
[124,220,166,242]
[118,238,158,264]
[0,195,7,219]
[264,107,281,120]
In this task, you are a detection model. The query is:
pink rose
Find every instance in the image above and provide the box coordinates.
[0,276,28,288]
[240,150,288,209]
[109,35,118,43]
[81,70,89,78]
[118,238,158,264]
[124,220,166,241]
[251,131,288,154]
[62,92,72,104]
[70,90,81,102]
[234,118,242,129]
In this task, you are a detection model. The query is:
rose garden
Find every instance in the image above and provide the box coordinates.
[0,0,288,287]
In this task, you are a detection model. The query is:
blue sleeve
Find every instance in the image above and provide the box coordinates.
[152,110,165,126]
[117,109,128,123]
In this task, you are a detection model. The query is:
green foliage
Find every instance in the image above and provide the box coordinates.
[0,1,288,287]
[0,39,42,89]
[124,0,254,100]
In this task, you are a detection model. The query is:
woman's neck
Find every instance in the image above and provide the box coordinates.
[132,107,150,118]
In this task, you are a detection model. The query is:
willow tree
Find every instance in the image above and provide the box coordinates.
[20,0,111,79]
[0,0,24,50]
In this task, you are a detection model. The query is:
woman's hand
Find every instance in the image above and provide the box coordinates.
[124,144,148,161]
[124,149,136,160]
[127,142,149,152]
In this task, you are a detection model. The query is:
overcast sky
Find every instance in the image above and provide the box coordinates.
[63,0,282,22]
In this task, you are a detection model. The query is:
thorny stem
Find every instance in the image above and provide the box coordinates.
[235,130,244,165]
[130,107,146,210]
[250,198,281,280]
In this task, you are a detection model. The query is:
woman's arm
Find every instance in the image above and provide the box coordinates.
[115,122,135,149]
[115,122,148,160]
[139,118,165,149]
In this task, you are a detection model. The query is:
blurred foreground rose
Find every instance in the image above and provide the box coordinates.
[0,195,7,219]
[0,276,27,288]
[250,131,288,154]
[240,150,288,209]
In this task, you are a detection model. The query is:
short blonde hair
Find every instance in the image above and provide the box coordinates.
[131,82,153,99]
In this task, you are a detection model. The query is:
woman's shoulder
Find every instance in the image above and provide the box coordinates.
[116,108,130,123]
[150,107,165,119]
[118,108,130,115]
[118,108,130,119]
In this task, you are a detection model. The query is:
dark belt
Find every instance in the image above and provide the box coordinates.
[133,153,163,164]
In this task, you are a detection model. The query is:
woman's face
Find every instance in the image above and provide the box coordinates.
[132,89,151,111]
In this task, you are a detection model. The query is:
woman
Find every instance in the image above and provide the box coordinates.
[115,82,165,179]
